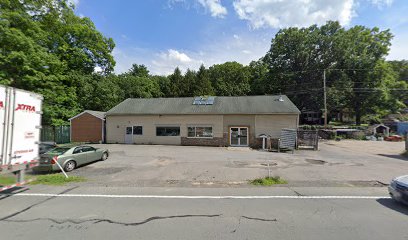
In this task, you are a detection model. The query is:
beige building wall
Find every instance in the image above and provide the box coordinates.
[255,114,299,138]
[106,114,224,144]
[223,115,256,145]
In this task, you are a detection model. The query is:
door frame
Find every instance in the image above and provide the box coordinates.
[229,126,249,147]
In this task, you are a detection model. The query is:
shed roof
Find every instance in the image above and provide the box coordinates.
[106,95,300,116]
[368,123,390,130]
[69,110,106,120]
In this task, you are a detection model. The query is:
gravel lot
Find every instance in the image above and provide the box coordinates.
[37,140,407,187]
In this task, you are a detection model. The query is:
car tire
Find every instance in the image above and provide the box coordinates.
[64,160,76,172]
[101,152,108,161]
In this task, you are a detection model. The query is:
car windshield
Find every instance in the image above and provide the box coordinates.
[46,147,70,155]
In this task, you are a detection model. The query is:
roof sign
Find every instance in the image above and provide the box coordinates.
[192,96,215,105]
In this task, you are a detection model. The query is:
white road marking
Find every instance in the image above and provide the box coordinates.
[0,193,391,199]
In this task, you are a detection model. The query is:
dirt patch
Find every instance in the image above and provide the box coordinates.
[305,159,327,165]
[229,161,277,169]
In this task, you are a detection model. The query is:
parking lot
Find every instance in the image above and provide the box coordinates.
[44,140,408,188]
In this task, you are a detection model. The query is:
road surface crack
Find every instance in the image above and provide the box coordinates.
[241,216,277,222]
[288,187,304,196]
[231,215,277,234]
[0,186,78,221]
[5,214,222,227]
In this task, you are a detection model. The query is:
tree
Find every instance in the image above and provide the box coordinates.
[263,21,344,112]
[126,64,150,77]
[209,62,251,96]
[338,25,393,124]
[168,67,183,97]
[192,65,214,96]
[116,74,161,99]
[180,69,196,97]
[388,60,408,82]
[262,21,399,125]
[75,73,123,112]
[152,75,172,97]
[249,60,269,95]
[0,0,116,125]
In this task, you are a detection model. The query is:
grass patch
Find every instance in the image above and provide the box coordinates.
[0,176,16,186]
[249,176,287,186]
[30,174,86,186]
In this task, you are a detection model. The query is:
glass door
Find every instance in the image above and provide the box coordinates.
[230,128,239,146]
[230,127,249,146]
[239,128,248,146]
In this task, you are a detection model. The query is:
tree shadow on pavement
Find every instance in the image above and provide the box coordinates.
[377,199,408,216]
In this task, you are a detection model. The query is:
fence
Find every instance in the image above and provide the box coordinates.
[41,126,70,144]
[297,129,319,150]
[278,128,297,153]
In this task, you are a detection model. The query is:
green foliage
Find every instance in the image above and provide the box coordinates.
[249,176,287,186]
[0,176,16,185]
[192,65,214,96]
[168,67,183,97]
[30,173,86,185]
[116,74,161,99]
[209,62,251,96]
[126,64,149,77]
[0,0,115,125]
[262,21,406,125]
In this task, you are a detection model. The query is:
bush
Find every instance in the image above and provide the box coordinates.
[249,176,287,186]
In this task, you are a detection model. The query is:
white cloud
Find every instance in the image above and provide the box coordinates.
[233,0,355,28]
[168,0,227,18]
[370,0,393,8]
[197,0,228,18]
[160,49,192,63]
[114,33,270,75]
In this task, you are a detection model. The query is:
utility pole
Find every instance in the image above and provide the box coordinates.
[323,69,327,128]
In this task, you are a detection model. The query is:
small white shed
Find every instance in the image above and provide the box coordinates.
[367,124,390,137]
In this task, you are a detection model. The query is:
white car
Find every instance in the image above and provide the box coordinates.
[389,175,408,205]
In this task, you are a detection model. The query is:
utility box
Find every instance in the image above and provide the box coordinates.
[0,85,42,183]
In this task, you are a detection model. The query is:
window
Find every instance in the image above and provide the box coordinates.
[82,146,95,152]
[156,126,180,136]
[73,147,83,154]
[133,126,143,135]
[188,126,213,138]
[47,147,70,155]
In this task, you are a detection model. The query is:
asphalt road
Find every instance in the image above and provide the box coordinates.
[0,186,407,240]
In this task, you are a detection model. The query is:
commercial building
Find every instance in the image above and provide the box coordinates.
[105,95,300,147]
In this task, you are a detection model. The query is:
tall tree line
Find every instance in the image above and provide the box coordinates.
[0,1,406,125]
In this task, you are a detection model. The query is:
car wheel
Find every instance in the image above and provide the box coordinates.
[64,160,76,172]
[101,152,108,161]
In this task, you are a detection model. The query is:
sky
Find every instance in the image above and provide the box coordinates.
[72,0,408,75]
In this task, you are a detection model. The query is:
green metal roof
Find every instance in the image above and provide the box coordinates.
[106,95,300,116]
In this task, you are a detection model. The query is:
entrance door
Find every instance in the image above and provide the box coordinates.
[124,127,133,144]
[230,127,249,146]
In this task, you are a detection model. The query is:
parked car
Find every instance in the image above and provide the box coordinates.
[34,145,109,172]
[39,142,57,154]
[389,175,408,205]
